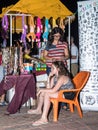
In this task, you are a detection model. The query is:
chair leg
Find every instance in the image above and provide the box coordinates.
[69,104,74,112]
[52,100,59,122]
[76,102,83,118]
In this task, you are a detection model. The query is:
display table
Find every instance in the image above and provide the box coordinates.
[34,71,47,88]
[34,70,46,76]
[0,74,36,114]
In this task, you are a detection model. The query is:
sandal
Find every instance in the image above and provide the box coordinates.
[27,109,41,115]
[32,119,48,126]
[4,111,10,115]
[0,101,8,106]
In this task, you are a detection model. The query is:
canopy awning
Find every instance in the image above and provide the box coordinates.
[5,0,73,19]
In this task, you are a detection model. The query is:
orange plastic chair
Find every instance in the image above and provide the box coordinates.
[50,71,90,122]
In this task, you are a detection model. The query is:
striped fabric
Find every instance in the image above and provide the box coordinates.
[45,42,68,67]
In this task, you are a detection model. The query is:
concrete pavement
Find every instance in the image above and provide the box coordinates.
[0,106,98,130]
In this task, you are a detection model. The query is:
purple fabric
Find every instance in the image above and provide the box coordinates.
[0,74,36,114]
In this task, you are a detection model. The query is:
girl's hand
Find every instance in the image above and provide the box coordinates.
[46,83,50,88]
[52,58,56,62]
[49,71,54,78]
[37,88,45,97]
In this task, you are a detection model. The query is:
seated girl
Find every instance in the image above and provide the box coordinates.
[27,61,75,126]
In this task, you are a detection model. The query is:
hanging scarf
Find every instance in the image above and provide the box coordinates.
[27,16,36,43]
[42,19,49,42]
[1,15,8,47]
[36,17,42,48]
[59,18,65,32]
[2,15,8,31]
[21,15,27,48]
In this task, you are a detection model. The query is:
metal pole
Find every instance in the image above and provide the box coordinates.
[10,15,12,47]
[68,16,71,72]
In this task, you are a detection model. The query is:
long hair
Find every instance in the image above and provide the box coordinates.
[52,61,70,77]
[48,27,64,44]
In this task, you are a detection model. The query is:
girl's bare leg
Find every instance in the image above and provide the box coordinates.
[0,94,5,102]
[32,92,58,126]
[41,92,51,120]
[27,92,44,114]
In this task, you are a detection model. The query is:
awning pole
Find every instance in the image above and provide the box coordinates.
[10,15,12,47]
[68,16,71,72]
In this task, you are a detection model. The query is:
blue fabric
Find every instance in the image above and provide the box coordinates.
[46,66,51,75]
[45,43,56,51]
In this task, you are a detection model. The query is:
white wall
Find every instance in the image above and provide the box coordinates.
[78,0,98,111]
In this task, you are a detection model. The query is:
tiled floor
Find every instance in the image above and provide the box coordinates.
[0,106,98,130]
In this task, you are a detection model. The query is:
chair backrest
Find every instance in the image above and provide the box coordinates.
[72,71,90,90]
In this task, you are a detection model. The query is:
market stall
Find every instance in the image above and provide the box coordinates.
[0,0,75,105]
[1,0,75,75]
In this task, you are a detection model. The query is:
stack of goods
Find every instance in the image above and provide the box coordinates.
[23,63,33,74]
[35,62,46,71]
[2,47,23,75]
[2,48,10,75]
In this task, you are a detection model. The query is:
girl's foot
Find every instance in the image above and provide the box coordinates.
[27,109,42,114]
[32,118,48,126]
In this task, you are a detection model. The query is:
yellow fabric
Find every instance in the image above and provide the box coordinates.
[12,16,26,33]
[7,0,73,19]
[24,54,31,59]
[0,0,73,33]
[0,5,13,18]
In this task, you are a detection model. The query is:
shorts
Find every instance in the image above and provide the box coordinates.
[64,92,75,100]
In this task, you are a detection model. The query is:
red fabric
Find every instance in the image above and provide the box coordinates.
[0,74,36,114]
[0,55,2,65]
[33,70,46,76]
[45,42,68,67]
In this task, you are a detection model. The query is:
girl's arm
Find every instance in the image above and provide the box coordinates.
[43,50,52,60]
[46,72,54,88]
[38,76,68,95]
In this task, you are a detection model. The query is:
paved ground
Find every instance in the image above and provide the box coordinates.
[0,105,98,130]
